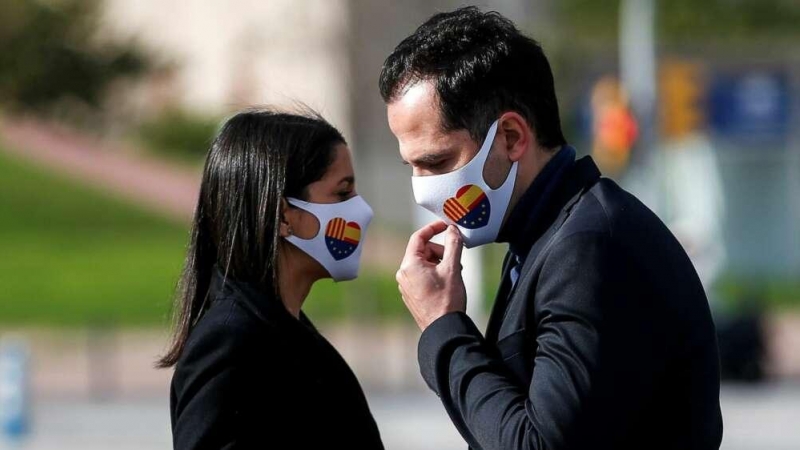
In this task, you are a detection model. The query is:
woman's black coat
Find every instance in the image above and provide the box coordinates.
[170,268,384,449]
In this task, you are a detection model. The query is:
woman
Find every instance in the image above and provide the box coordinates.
[158,109,384,449]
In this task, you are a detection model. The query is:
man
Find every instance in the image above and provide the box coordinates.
[380,7,723,450]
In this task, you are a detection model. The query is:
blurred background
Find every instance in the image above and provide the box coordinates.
[0,0,798,448]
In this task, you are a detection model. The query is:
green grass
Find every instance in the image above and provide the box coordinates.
[135,109,219,164]
[717,276,800,313]
[0,146,411,326]
[0,147,188,327]
[304,272,414,324]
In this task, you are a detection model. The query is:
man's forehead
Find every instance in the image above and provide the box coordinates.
[396,80,435,106]
[394,122,453,158]
[388,85,441,155]
[387,81,477,165]
[388,83,440,132]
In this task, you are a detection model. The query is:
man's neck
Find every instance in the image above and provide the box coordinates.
[502,144,563,227]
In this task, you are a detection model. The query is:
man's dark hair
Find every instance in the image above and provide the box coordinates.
[379,6,567,149]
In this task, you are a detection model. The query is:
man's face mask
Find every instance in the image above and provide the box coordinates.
[411,120,518,248]
[284,195,373,281]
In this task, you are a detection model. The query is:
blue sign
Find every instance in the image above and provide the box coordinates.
[0,339,30,442]
[709,70,791,142]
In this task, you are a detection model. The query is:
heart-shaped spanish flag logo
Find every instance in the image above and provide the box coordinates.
[443,184,490,229]
[325,218,361,260]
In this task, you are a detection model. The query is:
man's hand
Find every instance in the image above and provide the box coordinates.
[396,221,467,331]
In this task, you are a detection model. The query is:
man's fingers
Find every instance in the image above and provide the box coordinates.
[416,220,449,241]
[441,225,464,268]
[406,221,448,255]
[425,242,445,262]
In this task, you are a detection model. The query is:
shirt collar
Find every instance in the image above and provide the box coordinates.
[497,145,577,259]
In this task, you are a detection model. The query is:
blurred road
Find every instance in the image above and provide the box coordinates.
[2,383,798,449]
[719,382,800,450]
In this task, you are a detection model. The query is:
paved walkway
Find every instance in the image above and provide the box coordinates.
[5,315,799,404]
[5,324,427,400]
[3,384,800,450]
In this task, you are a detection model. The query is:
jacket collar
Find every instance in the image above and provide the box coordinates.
[498,145,577,261]
[209,266,303,327]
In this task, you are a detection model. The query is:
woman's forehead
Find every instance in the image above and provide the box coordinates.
[321,144,354,181]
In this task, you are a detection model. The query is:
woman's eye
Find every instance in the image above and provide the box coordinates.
[337,191,353,199]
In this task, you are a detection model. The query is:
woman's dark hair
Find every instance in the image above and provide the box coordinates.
[379,6,567,149]
[157,108,345,368]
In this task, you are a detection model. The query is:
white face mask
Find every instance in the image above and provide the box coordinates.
[284,195,373,281]
[411,120,518,248]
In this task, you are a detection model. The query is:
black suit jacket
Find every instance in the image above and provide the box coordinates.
[418,157,723,449]
[170,268,383,449]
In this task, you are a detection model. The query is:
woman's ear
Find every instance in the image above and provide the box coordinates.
[278,198,295,238]
[499,113,532,163]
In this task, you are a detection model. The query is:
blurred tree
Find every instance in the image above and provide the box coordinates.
[659,0,800,44]
[136,109,220,162]
[555,0,800,47]
[0,0,149,114]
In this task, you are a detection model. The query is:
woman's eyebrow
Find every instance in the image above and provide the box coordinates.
[338,176,355,186]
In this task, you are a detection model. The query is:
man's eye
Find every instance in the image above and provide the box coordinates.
[338,191,353,199]
[428,160,447,170]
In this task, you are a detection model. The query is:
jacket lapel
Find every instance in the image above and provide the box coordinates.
[484,157,602,342]
[486,251,514,343]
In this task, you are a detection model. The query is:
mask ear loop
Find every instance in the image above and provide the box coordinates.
[454,120,500,178]
[477,120,516,193]
[281,196,306,239]
[279,197,294,237]
[284,198,325,242]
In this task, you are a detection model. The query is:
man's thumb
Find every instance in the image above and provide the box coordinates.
[442,225,464,267]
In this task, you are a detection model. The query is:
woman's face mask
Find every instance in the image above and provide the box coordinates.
[283,195,373,281]
[411,120,518,248]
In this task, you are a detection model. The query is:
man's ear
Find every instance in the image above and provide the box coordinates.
[498,112,533,163]
[278,197,294,238]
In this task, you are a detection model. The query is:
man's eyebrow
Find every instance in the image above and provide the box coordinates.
[406,150,452,166]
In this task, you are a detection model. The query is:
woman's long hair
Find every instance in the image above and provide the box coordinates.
[157,108,345,368]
